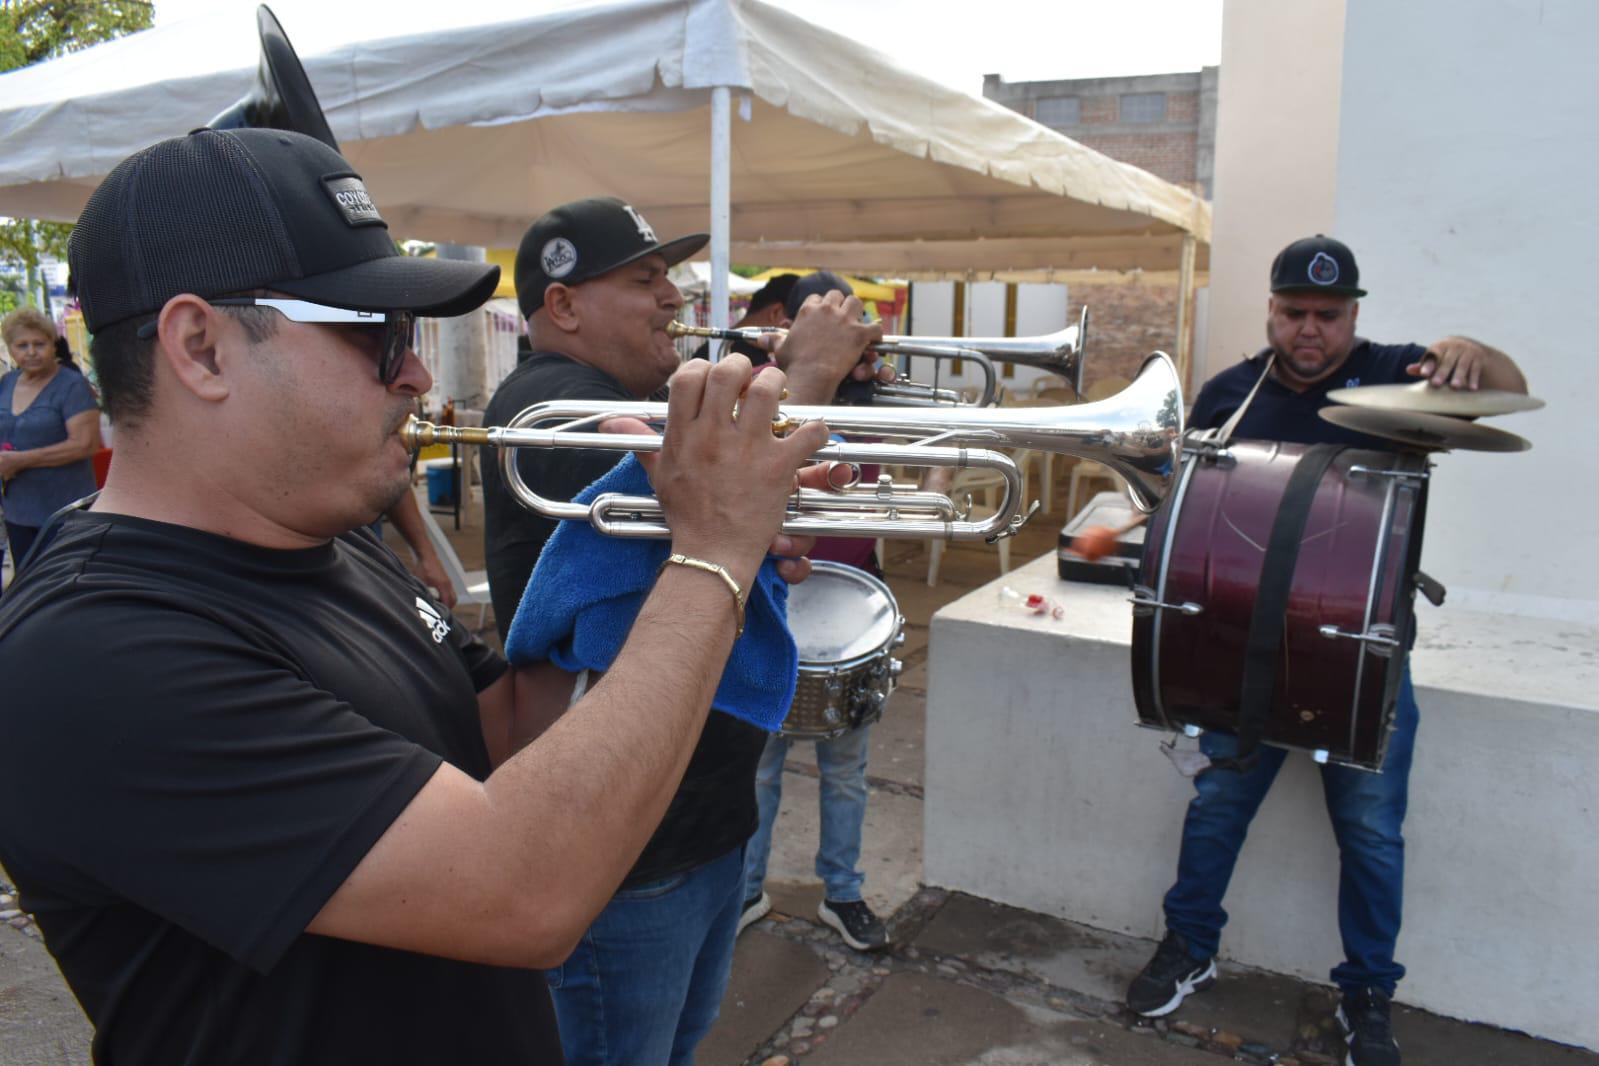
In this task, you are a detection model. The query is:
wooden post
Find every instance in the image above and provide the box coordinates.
[1175,234,1198,389]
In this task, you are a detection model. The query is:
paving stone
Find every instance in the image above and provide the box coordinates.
[0,919,91,1066]
[804,972,1218,1065]
[702,928,829,1066]
[1388,1002,1599,1066]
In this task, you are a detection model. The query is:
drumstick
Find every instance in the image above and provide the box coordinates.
[1067,514,1148,562]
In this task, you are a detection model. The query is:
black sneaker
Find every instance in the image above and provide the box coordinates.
[818,898,889,952]
[1338,986,1401,1066]
[737,892,771,937]
[1125,930,1217,1017]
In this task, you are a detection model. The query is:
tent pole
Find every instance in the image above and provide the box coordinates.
[1175,233,1198,389]
[709,86,732,357]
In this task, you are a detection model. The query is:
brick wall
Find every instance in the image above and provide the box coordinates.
[1071,283,1183,393]
[1079,95,1118,124]
[984,70,1217,197]
[1166,90,1199,124]
[1073,132,1198,191]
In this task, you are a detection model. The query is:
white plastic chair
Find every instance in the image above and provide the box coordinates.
[925,467,1012,587]
[417,504,493,631]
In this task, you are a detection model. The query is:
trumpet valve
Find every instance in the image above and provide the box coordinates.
[826,462,864,490]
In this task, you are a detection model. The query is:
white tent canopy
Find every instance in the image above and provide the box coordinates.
[668,260,762,298]
[0,0,1209,319]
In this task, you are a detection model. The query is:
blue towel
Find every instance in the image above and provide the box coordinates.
[504,455,797,731]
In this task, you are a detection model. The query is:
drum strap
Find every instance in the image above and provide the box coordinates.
[1211,352,1276,450]
[1205,442,1346,775]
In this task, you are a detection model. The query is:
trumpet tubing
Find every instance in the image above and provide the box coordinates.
[404,352,1183,541]
[668,304,1088,396]
[667,320,997,407]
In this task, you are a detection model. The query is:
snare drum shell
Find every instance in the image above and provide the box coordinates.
[1132,441,1427,769]
[781,562,903,740]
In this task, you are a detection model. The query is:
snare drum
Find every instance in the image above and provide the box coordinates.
[1131,440,1430,769]
[781,562,906,739]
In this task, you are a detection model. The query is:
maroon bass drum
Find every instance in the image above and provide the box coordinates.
[1130,439,1430,770]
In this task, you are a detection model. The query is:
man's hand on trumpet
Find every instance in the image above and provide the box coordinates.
[610,355,831,592]
[764,290,891,403]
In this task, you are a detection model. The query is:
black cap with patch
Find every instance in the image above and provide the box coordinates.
[69,128,499,333]
[514,197,708,320]
[1269,234,1367,298]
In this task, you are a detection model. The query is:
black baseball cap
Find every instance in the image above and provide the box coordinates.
[783,270,854,321]
[1269,234,1366,298]
[515,197,708,319]
[69,128,499,334]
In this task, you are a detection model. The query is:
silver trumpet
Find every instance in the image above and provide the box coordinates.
[669,304,1088,404]
[667,320,997,407]
[403,352,1183,542]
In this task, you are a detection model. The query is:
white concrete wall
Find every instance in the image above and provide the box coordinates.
[1332,0,1599,621]
[925,555,1599,1049]
[1202,0,1346,382]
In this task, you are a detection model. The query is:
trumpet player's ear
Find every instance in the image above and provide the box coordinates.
[153,294,231,403]
[540,282,582,335]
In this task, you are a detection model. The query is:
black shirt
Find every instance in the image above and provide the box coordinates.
[1189,339,1427,444]
[480,352,766,887]
[0,513,561,1065]
[482,354,640,638]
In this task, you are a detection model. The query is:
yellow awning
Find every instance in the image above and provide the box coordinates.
[487,248,518,301]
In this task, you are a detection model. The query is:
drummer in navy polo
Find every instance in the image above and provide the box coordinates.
[1123,235,1527,1066]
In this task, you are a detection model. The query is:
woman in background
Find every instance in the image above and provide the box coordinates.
[0,308,100,581]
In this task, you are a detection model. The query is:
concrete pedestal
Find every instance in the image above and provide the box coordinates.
[925,551,1599,1049]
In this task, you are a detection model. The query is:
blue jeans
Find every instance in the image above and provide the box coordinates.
[547,845,744,1066]
[742,725,872,903]
[1162,670,1419,995]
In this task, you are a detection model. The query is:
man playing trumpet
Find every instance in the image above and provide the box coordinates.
[0,130,831,1064]
[481,198,886,1065]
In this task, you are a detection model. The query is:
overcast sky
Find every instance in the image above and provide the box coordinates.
[152,0,1223,95]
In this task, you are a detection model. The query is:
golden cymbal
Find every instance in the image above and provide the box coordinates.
[1319,406,1532,452]
[1325,381,1544,416]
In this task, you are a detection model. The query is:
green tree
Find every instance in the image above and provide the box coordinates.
[0,1,154,307]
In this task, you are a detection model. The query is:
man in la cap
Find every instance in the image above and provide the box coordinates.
[481,199,883,1065]
[1124,235,1526,1066]
[0,129,830,1065]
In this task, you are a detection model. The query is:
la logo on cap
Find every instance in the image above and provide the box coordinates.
[542,237,578,278]
[621,203,656,243]
[1308,251,1340,286]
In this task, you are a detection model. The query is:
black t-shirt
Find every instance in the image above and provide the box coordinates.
[482,354,639,638]
[480,352,766,887]
[0,512,562,1065]
[1189,339,1427,444]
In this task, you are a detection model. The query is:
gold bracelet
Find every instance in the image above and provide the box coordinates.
[657,553,748,638]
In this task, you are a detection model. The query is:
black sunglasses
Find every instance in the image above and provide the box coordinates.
[136,298,417,384]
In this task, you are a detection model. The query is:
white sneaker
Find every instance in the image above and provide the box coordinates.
[737,892,771,937]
